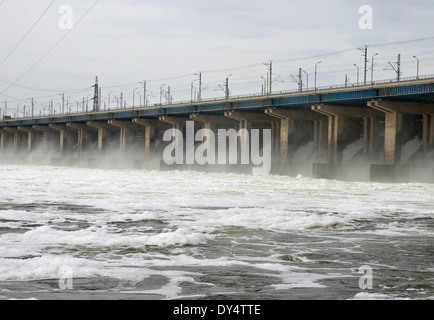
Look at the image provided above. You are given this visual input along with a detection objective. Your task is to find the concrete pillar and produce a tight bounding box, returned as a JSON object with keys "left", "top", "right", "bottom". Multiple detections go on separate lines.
{"left": 17, "top": 127, "right": 40, "bottom": 154}
{"left": 0, "top": 131, "right": 3, "bottom": 154}
{"left": 3, "top": 127, "right": 23, "bottom": 154}
{"left": 265, "top": 108, "right": 326, "bottom": 165}
{"left": 132, "top": 118, "right": 161, "bottom": 158}
{"left": 189, "top": 114, "right": 215, "bottom": 152}
{"left": 431, "top": 115, "right": 434, "bottom": 150}
{"left": 313, "top": 119, "right": 328, "bottom": 154}
{"left": 311, "top": 107, "right": 344, "bottom": 164}
{"left": 86, "top": 121, "right": 113, "bottom": 155}
{"left": 190, "top": 114, "right": 237, "bottom": 157}
{"left": 368, "top": 100, "right": 434, "bottom": 165}
{"left": 363, "top": 117, "right": 380, "bottom": 157}
{"left": 0, "top": 129, "right": 11, "bottom": 154}
{"left": 49, "top": 124, "right": 74, "bottom": 157}
{"left": 422, "top": 114, "right": 434, "bottom": 153}
{"left": 32, "top": 125, "right": 59, "bottom": 153}
{"left": 159, "top": 116, "right": 189, "bottom": 132}
{"left": 312, "top": 105, "right": 383, "bottom": 164}
{"left": 107, "top": 120, "right": 144, "bottom": 151}
{"left": 67, "top": 123, "right": 96, "bottom": 157}
{"left": 159, "top": 116, "right": 190, "bottom": 160}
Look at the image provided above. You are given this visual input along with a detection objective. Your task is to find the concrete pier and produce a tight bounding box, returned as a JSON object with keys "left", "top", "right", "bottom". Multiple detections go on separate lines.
{"left": 368, "top": 100, "right": 434, "bottom": 181}
{"left": 86, "top": 121, "right": 113, "bottom": 155}
{"left": 265, "top": 108, "right": 325, "bottom": 168}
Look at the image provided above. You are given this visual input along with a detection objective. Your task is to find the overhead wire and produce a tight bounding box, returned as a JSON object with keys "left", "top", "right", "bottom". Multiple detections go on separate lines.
{"left": 0, "top": 0, "right": 56, "bottom": 69}
{"left": 0, "top": 0, "right": 100, "bottom": 97}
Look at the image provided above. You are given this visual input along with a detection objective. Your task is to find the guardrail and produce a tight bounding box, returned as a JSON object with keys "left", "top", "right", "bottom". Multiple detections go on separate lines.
{"left": 2, "top": 74, "right": 434, "bottom": 121}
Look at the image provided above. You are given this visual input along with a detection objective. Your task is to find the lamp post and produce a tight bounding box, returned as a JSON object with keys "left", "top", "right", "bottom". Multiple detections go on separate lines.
{"left": 413, "top": 56, "right": 420, "bottom": 79}
{"left": 354, "top": 64, "right": 360, "bottom": 85}
{"left": 133, "top": 87, "right": 138, "bottom": 108}
{"left": 371, "top": 53, "right": 379, "bottom": 85}
{"left": 303, "top": 70, "right": 309, "bottom": 91}
{"left": 108, "top": 91, "right": 113, "bottom": 110}
{"left": 191, "top": 79, "right": 198, "bottom": 102}
{"left": 261, "top": 76, "right": 267, "bottom": 95}
{"left": 136, "top": 92, "right": 142, "bottom": 108}
{"left": 315, "top": 61, "right": 322, "bottom": 91}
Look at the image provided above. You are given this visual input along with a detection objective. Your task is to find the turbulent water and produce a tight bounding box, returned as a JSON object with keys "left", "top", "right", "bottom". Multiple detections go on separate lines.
{"left": 0, "top": 164, "right": 432, "bottom": 300}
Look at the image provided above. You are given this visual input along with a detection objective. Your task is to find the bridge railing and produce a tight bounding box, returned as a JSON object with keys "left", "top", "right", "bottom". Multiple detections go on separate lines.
{"left": 3, "top": 74, "right": 434, "bottom": 121}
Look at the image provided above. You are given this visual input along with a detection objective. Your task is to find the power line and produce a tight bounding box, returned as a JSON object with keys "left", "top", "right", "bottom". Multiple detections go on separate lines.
{"left": 0, "top": 77, "right": 91, "bottom": 93}
{"left": 0, "top": 0, "right": 100, "bottom": 98}
{"left": 2, "top": 32, "right": 434, "bottom": 104}
{"left": 0, "top": 0, "right": 57, "bottom": 68}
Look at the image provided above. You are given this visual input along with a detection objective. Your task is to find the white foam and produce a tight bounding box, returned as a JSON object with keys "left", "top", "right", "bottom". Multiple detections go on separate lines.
{"left": 351, "top": 292, "right": 409, "bottom": 300}
{"left": 0, "top": 164, "right": 433, "bottom": 298}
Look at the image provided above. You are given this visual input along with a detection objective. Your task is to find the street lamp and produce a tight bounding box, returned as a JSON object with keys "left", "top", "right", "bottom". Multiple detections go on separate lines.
{"left": 108, "top": 91, "right": 113, "bottom": 110}
{"left": 160, "top": 84, "right": 166, "bottom": 105}
{"left": 133, "top": 87, "right": 138, "bottom": 108}
{"left": 371, "top": 53, "right": 379, "bottom": 85}
{"left": 191, "top": 79, "right": 198, "bottom": 102}
{"left": 354, "top": 64, "right": 360, "bottom": 85}
{"left": 315, "top": 61, "right": 322, "bottom": 91}
{"left": 303, "top": 71, "right": 309, "bottom": 91}
{"left": 261, "top": 76, "right": 267, "bottom": 95}
{"left": 136, "top": 92, "right": 142, "bottom": 108}
{"left": 413, "top": 56, "right": 420, "bottom": 79}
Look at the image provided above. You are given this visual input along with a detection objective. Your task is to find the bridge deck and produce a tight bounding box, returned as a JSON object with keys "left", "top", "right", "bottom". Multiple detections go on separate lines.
{"left": 2, "top": 77, "right": 434, "bottom": 128}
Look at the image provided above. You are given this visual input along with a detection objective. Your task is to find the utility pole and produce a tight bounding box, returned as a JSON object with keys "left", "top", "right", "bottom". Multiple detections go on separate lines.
{"left": 269, "top": 61, "right": 272, "bottom": 94}
{"left": 225, "top": 76, "right": 230, "bottom": 100}
{"left": 120, "top": 92, "right": 123, "bottom": 109}
{"left": 194, "top": 72, "right": 203, "bottom": 101}
{"left": 386, "top": 54, "right": 402, "bottom": 82}
{"left": 198, "top": 73, "right": 202, "bottom": 101}
{"left": 298, "top": 68, "right": 303, "bottom": 92}
{"left": 263, "top": 61, "right": 273, "bottom": 94}
{"left": 160, "top": 84, "right": 166, "bottom": 105}
{"left": 291, "top": 70, "right": 303, "bottom": 93}
{"left": 31, "top": 98, "right": 34, "bottom": 118}
{"left": 358, "top": 45, "right": 368, "bottom": 85}
{"left": 93, "top": 76, "right": 99, "bottom": 112}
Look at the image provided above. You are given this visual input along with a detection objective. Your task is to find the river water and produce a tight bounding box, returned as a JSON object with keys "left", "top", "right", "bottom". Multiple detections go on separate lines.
{"left": 0, "top": 164, "right": 432, "bottom": 300}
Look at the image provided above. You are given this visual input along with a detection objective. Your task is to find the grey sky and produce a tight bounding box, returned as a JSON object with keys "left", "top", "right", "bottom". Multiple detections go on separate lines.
{"left": 0, "top": 0, "right": 433, "bottom": 112}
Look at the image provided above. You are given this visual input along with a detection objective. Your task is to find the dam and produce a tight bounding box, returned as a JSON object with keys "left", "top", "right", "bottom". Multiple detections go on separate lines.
{"left": 1, "top": 75, "right": 434, "bottom": 182}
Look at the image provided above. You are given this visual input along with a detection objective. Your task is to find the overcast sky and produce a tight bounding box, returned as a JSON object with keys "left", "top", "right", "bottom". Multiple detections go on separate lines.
{"left": 0, "top": 0, "right": 434, "bottom": 113}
